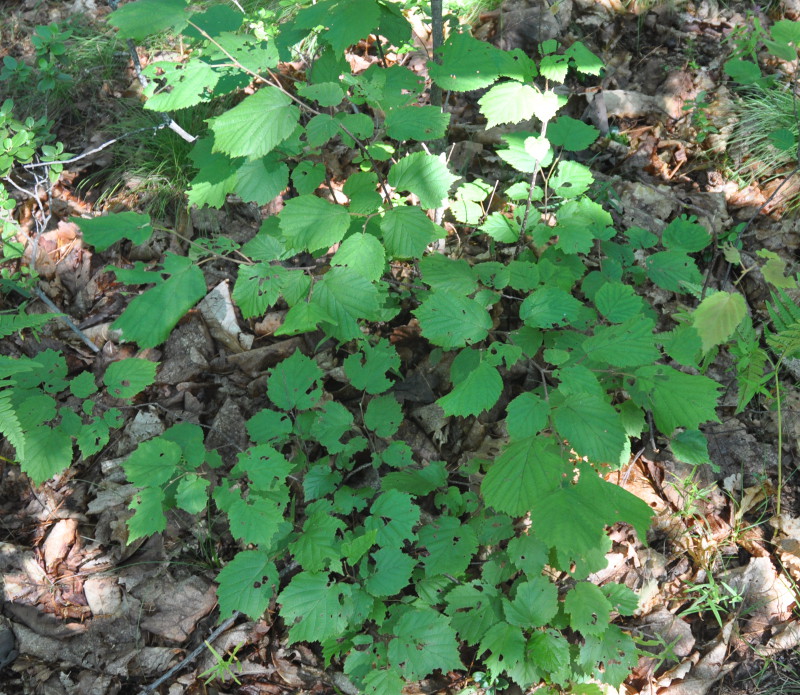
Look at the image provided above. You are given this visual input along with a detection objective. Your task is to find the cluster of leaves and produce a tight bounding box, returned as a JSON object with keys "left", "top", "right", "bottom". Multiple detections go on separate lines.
{"left": 6, "top": 0, "right": 791, "bottom": 692}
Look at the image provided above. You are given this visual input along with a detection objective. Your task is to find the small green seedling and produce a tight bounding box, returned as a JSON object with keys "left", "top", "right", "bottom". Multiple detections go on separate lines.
{"left": 198, "top": 640, "right": 244, "bottom": 685}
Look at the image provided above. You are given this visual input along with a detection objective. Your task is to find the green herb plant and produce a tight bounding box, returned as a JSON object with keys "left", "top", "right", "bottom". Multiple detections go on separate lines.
{"left": 4, "top": 1, "right": 784, "bottom": 693}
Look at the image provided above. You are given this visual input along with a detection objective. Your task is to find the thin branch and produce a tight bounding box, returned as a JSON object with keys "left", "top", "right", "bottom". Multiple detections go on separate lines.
{"left": 31, "top": 287, "right": 101, "bottom": 354}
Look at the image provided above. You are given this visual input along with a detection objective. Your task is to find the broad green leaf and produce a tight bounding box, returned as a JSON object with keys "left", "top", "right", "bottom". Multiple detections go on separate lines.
{"left": 364, "top": 394, "right": 403, "bottom": 437}
{"left": 481, "top": 213, "right": 519, "bottom": 242}
{"left": 387, "top": 608, "right": 461, "bottom": 680}
{"left": 341, "top": 529, "right": 378, "bottom": 565}
{"left": 520, "top": 287, "right": 582, "bottom": 328}
{"left": 343, "top": 172, "right": 382, "bottom": 215}
{"left": 438, "top": 349, "right": 502, "bottom": 417}
{"left": 306, "top": 113, "right": 340, "bottom": 147}
{"left": 175, "top": 474, "right": 210, "bottom": 514}
{"left": 594, "top": 282, "right": 644, "bottom": 323}
{"left": 233, "top": 263, "right": 287, "bottom": 318}
{"left": 365, "top": 546, "right": 415, "bottom": 596}
{"left": 497, "top": 132, "right": 552, "bottom": 173}
{"left": 103, "top": 358, "right": 156, "bottom": 399}
{"left": 768, "top": 127, "right": 797, "bottom": 152}
{"left": 583, "top": 318, "right": 659, "bottom": 367}
{"left": 123, "top": 437, "right": 182, "bottom": 487}
{"left": 505, "top": 392, "right": 549, "bottom": 439}
{"left": 382, "top": 460, "right": 448, "bottom": 495}
{"left": 109, "top": 0, "right": 187, "bottom": 39}
{"left": 662, "top": 215, "right": 711, "bottom": 252}
{"left": 388, "top": 152, "right": 457, "bottom": 209}
{"left": 21, "top": 426, "right": 73, "bottom": 483}
{"left": 550, "top": 160, "right": 594, "bottom": 200}
{"left": 293, "top": 0, "right": 380, "bottom": 52}
{"left": 553, "top": 391, "right": 627, "bottom": 463}
{"left": 602, "top": 583, "right": 640, "bottom": 615}
{"left": 414, "top": 294, "right": 492, "bottom": 350}
{"left": 724, "top": 59, "right": 762, "bottom": 85}
{"left": 515, "top": 630, "right": 571, "bottom": 687}
{"left": 365, "top": 490, "right": 420, "bottom": 548}
{"left": 645, "top": 250, "right": 702, "bottom": 292}
{"left": 267, "top": 351, "right": 322, "bottom": 411}
{"left": 274, "top": 301, "right": 334, "bottom": 336}
{"left": 279, "top": 195, "right": 351, "bottom": 253}
{"left": 482, "top": 437, "right": 563, "bottom": 516}
{"left": 479, "top": 622, "right": 525, "bottom": 680}
{"left": 291, "top": 509, "right": 345, "bottom": 572}
{"left": 183, "top": 4, "right": 242, "bottom": 38}
{"left": 314, "top": 267, "right": 381, "bottom": 342}
{"left": 380, "top": 205, "right": 443, "bottom": 259}
{"left": 418, "top": 516, "right": 478, "bottom": 577}
{"left": 209, "top": 87, "right": 300, "bottom": 159}
{"left": 297, "top": 81, "right": 345, "bottom": 107}
{"left": 76, "top": 212, "right": 152, "bottom": 251}
{"left": 772, "top": 19, "right": 800, "bottom": 45}
{"left": 217, "top": 551, "right": 278, "bottom": 620}
{"left": 310, "top": 401, "right": 353, "bottom": 453}
{"left": 670, "top": 429, "right": 711, "bottom": 464}
{"left": 385, "top": 106, "right": 450, "bottom": 141}
{"left": 112, "top": 256, "right": 206, "bottom": 348}
{"left": 127, "top": 487, "right": 166, "bottom": 543}
{"left": 234, "top": 156, "right": 289, "bottom": 205}
{"left": 143, "top": 60, "right": 218, "bottom": 111}
{"left": 292, "top": 161, "right": 326, "bottom": 195}
{"left": 692, "top": 291, "right": 747, "bottom": 353}
{"left": 279, "top": 572, "right": 348, "bottom": 643}
{"left": 187, "top": 137, "right": 239, "bottom": 208}
{"left": 546, "top": 116, "right": 599, "bottom": 151}
{"left": 419, "top": 254, "right": 478, "bottom": 294}
{"left": 332, "top": 233, "right": 385, "bottom": 282}
{"left": 507, "top": 533, "right": 548, "bottom": 576}
{"left": 429, "top": 30, "right": 514, "bottom": 91}
{"left": 479, "top": 81, "right": 542, "bottom": 128}
{"left": 578, "top": 625, "right": 637, "bottom": 687}
{"left": 629, "top": 365, "right": 720, "bottom": 434}
{"left": 659, "top": 324, "right": 703, "bottom": 367}
{"left": 224, "top": 493, "right": 286, "bottom": 546}
{"left": 564, "top": 582, "right": 611, "bottom": 636}
{"left": 363, "top": 669, "right": 404, "bottom": 695}
{"left": 757, "top": 249, "right": 797, "bottom": 288}
{"left": 445, "top": 581, "right": 503, "bottom": 644}
{"left": 566, "top": 41, "right": 604, "bottom": 75}
{"left": 504, "top": 576, "right": 558, "bottom": 628}
{"left": 343, "top": 339, "right": 399, "bottom": 394}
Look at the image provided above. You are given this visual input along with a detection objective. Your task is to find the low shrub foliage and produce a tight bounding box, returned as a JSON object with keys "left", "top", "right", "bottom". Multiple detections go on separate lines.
{"left": 6, "top": 3, "right": 800, "bottom": 693}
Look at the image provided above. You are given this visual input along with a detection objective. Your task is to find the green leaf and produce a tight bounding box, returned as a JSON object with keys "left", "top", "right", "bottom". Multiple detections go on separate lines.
{"left": 507, "top": 533, "right": 548, "bottom": 576}
{"left": 233, "top": 263, "right": 287, "bottom": 318}
{"left": 127, "top": 487, "right": 166, "bottom": 543}
{"left": 550, "top": 161, "right": 594, "bottom": 199}
{"left": 292, "top": 161, "right": 326, "bottom": 195}
{"left": 344, "top": 172, "right": 382, "bottom": 215}
{"left": 504, "top": 576, "right": 558, "bottom": 628}
{"left": 175, "top": 474, "right": 210, "bottom": 514}
{"left": 724, "top": 58, "right": 763, "bottom": 85}
{"left": 297, "top": 81, "right": 345, "bottom": 107}
{"left": 310, "top": 401, "right": 353, "bottom": 453}
{"left": 380, "top": 205, "right": 443, "bottom": 259}
{"left": 387, "top": 608, "right": 461, "bottom": 680}
{"left": 629, "top": 365, "right": 720, "bottom": 434}
{"left": 662, "top": 215, "right": 711, "bottom": 252}
{"left": 234, "top": 156, "right": 289, "bottom": 206}
{"left": 109, "top": 0, "right": 187, "bottom": 39}
{"left": 692, "top": 291, "right": 747, "bottom": 353}
{"left": 566, "top": 41, "right": 604, "bottom": 75}
{"left": 143, "top": 60, "right": 219, "bottom": 111}
{"left": 671, "top": 429, "right": 711, "bottom": 464}
{"left": 506, "top": 392, "right": 549, "bottom": 439}
{"left": 645, "top": 250, "right": 702, "bottom": 292}
{"left": 594, "top": 282, "right": 644, "bottom": 323}
{"left": 419, "top": 254, "right": 478, "bottom": 294}
{"left": 112, "top": 255, "right": 206, "bottom": 348}
{"left": 552, "top": 391, "right": 627, "bottom": 463}
{"left": 293, "top": 0, "right": 380, "bottom": 52}
{"left": 414, "top": 294, "right": 492, "bottom": 350}
{"left": 482, "top": 437, "right": 563, "bottom": 516}
{"left": 103, "top": 358, "right": 156, "bottom": 399}
{"left": 438, "top": 349, "right": 502, "bottom": 417}
{"left": 365, "top": 546, "right": 415, "bottom": 596}
{"left": 332, "top": 233, "right": 385, "bottom": 282}
{"left": 364, "top": 394, "right": 403, "bottom": 437}
{"left": 279, "top": 572, "right": 348, "bottom": 643}
{"left": 478, "top": 81, "right": 543, "bottom": 129}
{"left": 520, "top": 287, "right": 582, "bottom": 328}
{"left": 385, "top": 106, "right": 450, "bottom": 141}
{"left": 772, "top": 19, "right": 800, "bottom": 45}
{"left": 280, "top": 195, "right": 351, "bottom": 253}
{"left": 365, "top": 490, "right": 420, "bottom": 548}
{"left": 274, "top": 301, "right": 333, "bottom": 336}
{"left": 480, "top": 213, "right": 520, "bottom": 242}
{"left": 564, "top": 582, "right": 612, "bottom": 636}
{"left": 217, "top": 551, "right": 278, "bottom": 620}
{"left": 445, "top": 581, "right": 503, "bottom": 644}
{"left": 21, "top": 426, "right": 73, "bottom": 483}
{"left": 546, "top": 116, "right": 599, "bottom": 151}
{"left": 123, "top": 437, "right": 182, "bottom": 487}
{"left": 187, "top": 137, "right": 239, "bottom": 208}
{"left": 382, "top": 460, "right": 448, "bottom": 495}
{"left": 497, "top": 132, "right": 553, "bottom": 173}
{"left": 583, "top": 318, "right": 659, "bottom": 368}
{"left": 209, "top": 87, "right": 300, "bottom": 159}
{"left": 388, "top": 152, "right": 457, "bottom": 209}
{"left": 602, "top": 583, "right": 640, "bottom": 615}
{"left": 429, "top": 30, "right": 513, "bottom": 91}
{"left": 343, "top": 339, "right": 399, "bottom": 394}
{"left": 314, "top": 267, "right": 381, "bottom": 342}
{"left": 268, "top": 351, "right": 322, "bottom": 411}
{"left": 479, "top": 622, "right": 525, "bottom": 679}
{"left": 306, "top": 113, "right": 340, "bottom": 147}
{"left": 578, "top": 624, "right": 637, "bottom": 687}
{"left": 291, "top": 509, "right": 345, "bottom": 572}
{"left": 418, "top": 516, "right": 478, "bottom": 577}
{"left": 76, "top": 212, "right": 152, "bottom": 251}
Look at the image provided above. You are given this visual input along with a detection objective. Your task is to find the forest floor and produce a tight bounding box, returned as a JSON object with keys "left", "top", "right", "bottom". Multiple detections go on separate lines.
{"left": 3, "top": 0, "right": 800, "bottom": 694}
